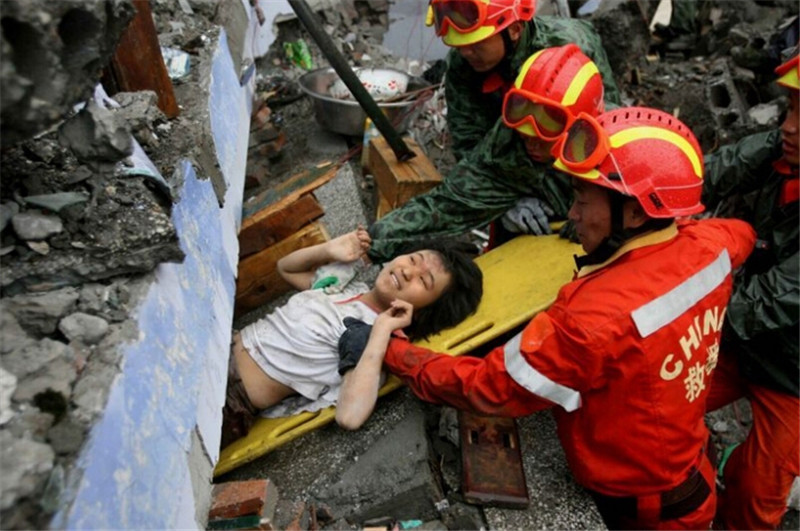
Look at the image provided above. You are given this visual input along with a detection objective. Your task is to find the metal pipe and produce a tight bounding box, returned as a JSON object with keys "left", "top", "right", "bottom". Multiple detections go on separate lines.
{"left": 288, "top": 0, "right": 416, "bottom": 162}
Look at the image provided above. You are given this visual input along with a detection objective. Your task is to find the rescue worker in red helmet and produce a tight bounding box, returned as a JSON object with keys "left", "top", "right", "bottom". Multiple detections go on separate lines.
{"left": 367, "top": 44, "right": 605, "bottom": 262}
{"left": 426, "top": 0, "right": 620, "bottom": 161}
{"left": 341, "top": 107, "right": 757, "bottom": 529}
{"left": 702, "top": 51, "right": 799, "bottom": 530}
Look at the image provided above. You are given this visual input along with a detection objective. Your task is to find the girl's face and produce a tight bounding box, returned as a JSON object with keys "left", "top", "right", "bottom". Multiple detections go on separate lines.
{"left": 373, "top": 250, "right": 452, "bottom": 309}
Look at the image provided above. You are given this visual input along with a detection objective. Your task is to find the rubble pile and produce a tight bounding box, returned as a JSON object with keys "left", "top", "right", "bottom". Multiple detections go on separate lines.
{"left": 0, "top": 0, "right": 226, "bottom": 527}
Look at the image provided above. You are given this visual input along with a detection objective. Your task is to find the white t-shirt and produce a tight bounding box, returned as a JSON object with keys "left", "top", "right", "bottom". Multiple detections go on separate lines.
{"left": 240, "top": 281, "right": 379, "bottom": 415}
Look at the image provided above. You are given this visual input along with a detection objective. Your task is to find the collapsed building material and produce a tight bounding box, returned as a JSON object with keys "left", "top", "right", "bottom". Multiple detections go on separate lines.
{"left": 235, "top": 221, "right": 329, "bottom": 318}
{"left": 107, "top": 0, "right": 179, "bottom": 118}
{"left": 367, "top": 135, "right": 441, "bottom": 218}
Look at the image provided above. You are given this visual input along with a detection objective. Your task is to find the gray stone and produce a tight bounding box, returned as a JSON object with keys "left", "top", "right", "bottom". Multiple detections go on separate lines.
{"left": 747, "top": 101, "right": 782, "bottom": 127}
{"left": 591, "top": 0, "right": 650, "bottom": 80}
{"left": 0, "top": 0, "right": 135, "bottom": 146}
{"left": 47, "top": 417, "right": 86, "bottom": 455}
{"left": 78, "top": 283, "right": 113, "bottom": 314}
{"left": 0, "top": 365, "right": 18, "bottom": 425}
{"left": 315, "top": 164, "right": 369, "bottom": 239}
{"left": 5, "top": 405, "right": 55, "bottom": 441}
{"left": 7, "top": 339, "right": 77, "bottom": 402}
{"left": 316, "top": 403, "right": 443, "bottom": 523}
{"left": 71, "top": 359, "right": 119, "bottom": 425}
{"left": 0, "top": 305, "right": 35, "bottom": 354}
{"left": 11, "top": 211, "right": 64, "bottom": 241}
{"left": 40, "top": 464, "right": 65, "bottom": 514}
{"left": 4, "top": 287, "right": 79, "bottom": 335}
{"left": 3, "top": 338, "right": 70, "bottom": 379}
{"left": 57, "top": 100, "right": 133, "bottom": 166}
{"left": 0, "top": 430, "right": 55, "bottom": 511}
{"left": 59, "top": 312, "right": 109, "bottom": 345}
{"left": 1, "top": 201, "right": 20, "bottom": 233}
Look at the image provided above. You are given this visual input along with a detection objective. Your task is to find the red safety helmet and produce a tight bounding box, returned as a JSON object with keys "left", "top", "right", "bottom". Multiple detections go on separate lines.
{"left": 502, "top": 44, "right": 605, "bottom": 140}
{"left": 552, "top": 107, "right": 705, "bottom": 218}
{"left": 427, "top": 0, "right": 535, "bottom": 47}
{"left": 775, "top": 54, "right": 799, "bottom": 91}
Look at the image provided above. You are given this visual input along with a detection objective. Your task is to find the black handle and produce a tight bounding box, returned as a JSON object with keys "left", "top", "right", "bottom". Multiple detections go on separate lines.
{"left": 288, "top": 0, "right": 416, "bottom": 162}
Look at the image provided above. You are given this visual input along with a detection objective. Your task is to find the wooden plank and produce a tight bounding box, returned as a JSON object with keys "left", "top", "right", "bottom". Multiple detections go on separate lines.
{"left": 234, "top": 222, "right": 329, "bottom": 317}
{"left": 368, "top": 135, "right": 441, "bottom": 208}
{"left": 375, "top": 189, "right": 392, "bottom": 220}
{"left": 238, "top": 193, "right": 324, "bottom": 258}
{"left": 108, "top": 0, "right": 179, "bottom": 118}
{"left": 242, "top": 161, "right": 339, "bottom": 221}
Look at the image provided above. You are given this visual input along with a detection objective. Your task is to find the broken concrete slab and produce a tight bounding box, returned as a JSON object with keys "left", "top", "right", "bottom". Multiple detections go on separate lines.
{"left": 58, "top": 100, "right": 134, "bottom": 168}
{"left": 315, "top": 401, "right": 443, "bottom": 524}
{"left": 0, "top": 0, "right": 135, "bottom": 147}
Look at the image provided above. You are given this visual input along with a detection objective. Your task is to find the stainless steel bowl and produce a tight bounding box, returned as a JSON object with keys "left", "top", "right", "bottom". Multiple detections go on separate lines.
{"left": 297, "top": 66, "right": 430, "bottom": 137}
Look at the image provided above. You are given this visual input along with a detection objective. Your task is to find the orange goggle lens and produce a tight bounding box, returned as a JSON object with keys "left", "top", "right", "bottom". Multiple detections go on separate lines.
{"left": 503, "top": 90, "right": 571, "bottom": 140}
{"left": 431, "top": 0, "right": 485, "bottom": 35}
{"left": 554, "top": 114, "right": 610, "bottom": 172}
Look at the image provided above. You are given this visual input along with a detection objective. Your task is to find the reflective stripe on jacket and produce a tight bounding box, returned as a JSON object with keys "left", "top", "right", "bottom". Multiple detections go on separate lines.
{"left": 384, "top": 219, "right": 755, "bottom": 496}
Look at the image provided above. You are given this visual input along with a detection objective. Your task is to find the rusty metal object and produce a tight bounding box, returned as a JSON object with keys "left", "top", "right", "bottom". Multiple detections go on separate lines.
{"left": 459, "top": 410, "right": 530, "bottom": 508}
{"left": 108, "top": 0, "right": 179, "bottom": 118}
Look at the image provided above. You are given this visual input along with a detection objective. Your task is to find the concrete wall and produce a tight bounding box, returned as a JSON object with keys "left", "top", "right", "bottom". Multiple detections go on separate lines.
{"left": 50, "top": 28, "right": 251, "bottom": 529}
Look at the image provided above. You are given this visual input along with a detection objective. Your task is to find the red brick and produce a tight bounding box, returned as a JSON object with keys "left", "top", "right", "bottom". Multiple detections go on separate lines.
{"left": 209, "top": 479, "right": 277, "bottom": 521}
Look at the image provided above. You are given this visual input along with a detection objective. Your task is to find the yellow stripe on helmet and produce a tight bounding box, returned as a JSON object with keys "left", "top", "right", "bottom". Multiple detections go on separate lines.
{"left": 561, "top": 62, "right": 599, "bottom": 107}
{"left": 553, "top": 159, "right": 602, "bottom": 180}
{"left": 442, "top": 24, "right": 497, "bottom": 46}
{"left": 777, "top": 65, "right": 800, "bottom": 90}
{"left": 610, "top": 127, "right": 703, "bottom": 179}
{"left": 513, "top": 50, "right": 546, "bottom": 89}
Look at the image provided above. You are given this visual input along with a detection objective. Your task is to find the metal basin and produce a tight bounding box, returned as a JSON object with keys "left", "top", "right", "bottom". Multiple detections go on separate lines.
{"left": 297, "top": 66, "right": 430, "bottom": 137}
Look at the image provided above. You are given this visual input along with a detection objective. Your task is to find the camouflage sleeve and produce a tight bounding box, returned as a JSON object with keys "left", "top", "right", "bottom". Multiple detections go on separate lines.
{"left": 366, "top": 144, "right": 521, "bottom": 262}
{"left": 444, "top": 52, "right": 498, "bottom": 161}
{"left": 702, "top": 130, "right": 781, "bottom": 209}
{"left": 367, "top": 123, "right": 573, "bottom": 262}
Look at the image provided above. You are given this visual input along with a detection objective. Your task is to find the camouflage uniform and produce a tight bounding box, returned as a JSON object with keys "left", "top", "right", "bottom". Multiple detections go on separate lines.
{"left": 367, "top": 17, "right": 620, "bottom": 262}
{"left": 446, "top": 16, "right": 621, "bottom": 161}
{"left": 368, "top": 121, "right": 572, "bottom": 262}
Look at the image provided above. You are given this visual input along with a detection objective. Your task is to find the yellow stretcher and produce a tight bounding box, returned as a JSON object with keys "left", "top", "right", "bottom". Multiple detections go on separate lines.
{"left": 214, "top": 234, "right": 582, "bottom": 477}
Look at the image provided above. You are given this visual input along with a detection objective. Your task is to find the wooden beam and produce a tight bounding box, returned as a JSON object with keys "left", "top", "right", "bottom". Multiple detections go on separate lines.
{"left": 242, "top": 161, "right": 339, "bottom": 220}
{"left": 238, "top": 193, "right": 324, "bottom": 259}
{"left": 367, "top": 135, "right": 441, "bottom": 209}
{"left": 234, "top": 222, "right": 329, "bottom": 318}
{"left": 109, "top": 0, "right": 179, "bottom": 118}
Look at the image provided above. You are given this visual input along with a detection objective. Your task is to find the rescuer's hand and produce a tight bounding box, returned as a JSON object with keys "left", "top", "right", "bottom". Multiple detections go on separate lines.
{"left": 501, "top": 197, "right": 554, "bottom": 236}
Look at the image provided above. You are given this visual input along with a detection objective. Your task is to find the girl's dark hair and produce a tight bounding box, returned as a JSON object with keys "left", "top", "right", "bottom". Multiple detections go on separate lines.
{"left": 397, "top": 239, "right": 483, "bottom": 342}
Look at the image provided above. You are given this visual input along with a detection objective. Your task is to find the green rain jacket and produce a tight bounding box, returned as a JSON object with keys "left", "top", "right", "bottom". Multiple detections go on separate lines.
{"left": 367, "top": 119, "right": 572, "bottom": 262}
{"left": 703, "top": 129, "right": 799, "bottom": 396}
{"left": 445, "top": 15, "right": 621, "bottom": 161}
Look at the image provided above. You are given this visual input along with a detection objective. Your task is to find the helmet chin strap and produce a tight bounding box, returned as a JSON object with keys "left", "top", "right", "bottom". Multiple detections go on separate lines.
{"left": 574, "top": 191, "right": 673, "bottom": 270}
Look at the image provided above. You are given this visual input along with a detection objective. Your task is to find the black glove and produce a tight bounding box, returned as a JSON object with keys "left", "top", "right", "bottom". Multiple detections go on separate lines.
{"left": 337, "top": 317, "right": 373, "bottom": 375}
{"left": 558, "top": 219, "right": 580, "bottom": 243}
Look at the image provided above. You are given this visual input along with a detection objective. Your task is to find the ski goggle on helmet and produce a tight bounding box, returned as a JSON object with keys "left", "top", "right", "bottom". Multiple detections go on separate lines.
{"left": 775, "top": 54, "right": 799, "bottom": 91}
{"left": 552, "top": 107, "right": 705, "bottom": 218}
{"left": 426, "top": 0, "right": 535, "bottom": 47}
{"left": 502, "top": 44, "right": 605, "bottom": 140}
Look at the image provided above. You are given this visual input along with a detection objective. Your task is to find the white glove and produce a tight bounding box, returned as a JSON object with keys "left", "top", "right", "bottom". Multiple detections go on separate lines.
{"left": 501, "top": 197, "right": 554, "bottom": 236}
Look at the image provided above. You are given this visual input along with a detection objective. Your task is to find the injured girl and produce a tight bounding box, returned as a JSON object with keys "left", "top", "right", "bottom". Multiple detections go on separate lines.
{"left": 221, "top": 227, "right": 483, "bottom": 448}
